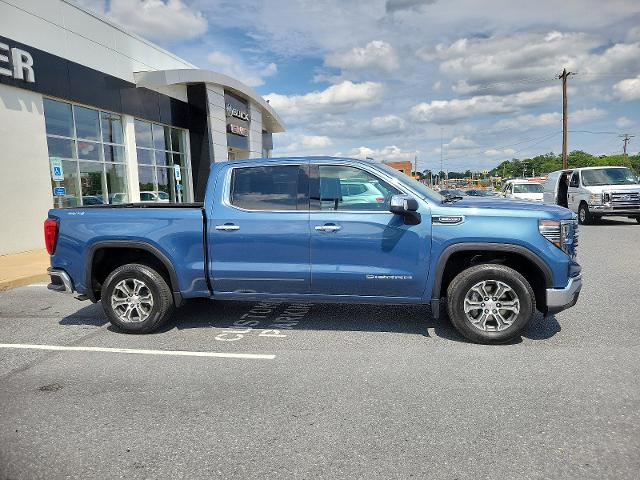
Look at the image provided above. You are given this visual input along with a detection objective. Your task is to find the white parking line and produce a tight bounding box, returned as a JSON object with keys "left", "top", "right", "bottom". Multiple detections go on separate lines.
{"left": 0, "top": 343, "right": 276, "bottom": 360}
{"left": 27, "top": 283, "right": 48, "bottom": 287}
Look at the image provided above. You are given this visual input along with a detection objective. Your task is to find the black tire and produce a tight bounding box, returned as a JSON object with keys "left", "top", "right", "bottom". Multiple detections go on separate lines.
{"left": 446, "top": 264, "right": 536, "bottom": 344}
{"left": 578, "top": 202, "right": 592, "bottom": 225}
{"left": 101, "top": 263, "right": 174, "bottom": 333}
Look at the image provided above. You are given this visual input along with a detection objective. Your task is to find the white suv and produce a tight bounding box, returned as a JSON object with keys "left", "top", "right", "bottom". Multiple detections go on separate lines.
{"left": 543, "top": 166, "right": 640, "bottom": 224}
{"left": 502, "top": 180, "right": 544, "bottom": 202}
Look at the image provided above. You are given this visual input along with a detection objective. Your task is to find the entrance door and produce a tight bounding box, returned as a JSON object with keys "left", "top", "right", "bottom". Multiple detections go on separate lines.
{"left": 208, "top": 163, "right": 310, "bottom": 294}
{"left": 309, "top": 163, "right": 431, "bottom": 299}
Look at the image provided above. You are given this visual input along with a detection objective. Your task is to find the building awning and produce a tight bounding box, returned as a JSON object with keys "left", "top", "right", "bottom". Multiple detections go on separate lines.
{"left": 133, "top": 69, "right": 285, "bottom": 133}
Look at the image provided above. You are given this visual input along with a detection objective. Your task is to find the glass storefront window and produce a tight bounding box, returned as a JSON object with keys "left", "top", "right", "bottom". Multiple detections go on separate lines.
{"left": 46, "top": 137, "right": 75, "bottom": 159}
{"left": 74, "top": 106, "right": 101, "bottom": 141}
{"left": 134, "top": 119, "right": 191, "bottom": 203}
{"left": 44, "top": 98, "right": 127, "bottom": 206}
{"left": 106, "top": 163, "right": 128, "bottom": 204}
{"left": 43, "top": 99, "right": 73, "bottom": 137}
{"left": 77, "top": 140, "right": 101, "bottom": 161}
{"left": 103, "top": 145, "right": 125, "bottom": 163}
{"left": 101, "top": 112, "right": 124, "bottom": 144}
{"left": 134, "top": 120, "right": 153, "bottom": 148}
{"left": 56, "top": 160, "right": 81, "bottom": 208}
{"left": 136, "top": 148, "right": 154, "bottom": 165}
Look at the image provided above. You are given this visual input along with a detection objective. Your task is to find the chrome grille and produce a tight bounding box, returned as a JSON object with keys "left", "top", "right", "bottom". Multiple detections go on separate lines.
{"left": 608, "top": 191, "right": 640, "bottom": 210}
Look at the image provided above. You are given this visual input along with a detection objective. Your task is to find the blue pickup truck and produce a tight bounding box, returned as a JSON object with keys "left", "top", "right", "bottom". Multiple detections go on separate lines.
{"left": 45, "top": 157, "right": 582, "bottom": 344}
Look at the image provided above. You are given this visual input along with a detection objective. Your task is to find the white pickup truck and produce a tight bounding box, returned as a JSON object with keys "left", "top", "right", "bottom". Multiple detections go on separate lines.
{"left": 543, "top": 166, "right": 640, "bottom": 224}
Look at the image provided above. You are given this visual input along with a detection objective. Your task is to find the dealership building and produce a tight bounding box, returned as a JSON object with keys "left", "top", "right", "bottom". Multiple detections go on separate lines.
{"left": 0, "top": 0, "right": 285, "bottom": 255}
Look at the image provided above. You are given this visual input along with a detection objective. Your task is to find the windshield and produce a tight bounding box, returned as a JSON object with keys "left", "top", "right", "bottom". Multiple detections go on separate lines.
{"left": 513, "top": 183, "right": 543, "bottom": 193}
{"left": 375, "top": 163, "right": 444, "bottom": 202}
{"left": 581, "top": 168, "right": 638, "bottom": 186}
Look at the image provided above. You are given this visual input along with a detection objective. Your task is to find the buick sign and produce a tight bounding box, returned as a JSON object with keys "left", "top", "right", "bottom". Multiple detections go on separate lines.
{"left": 225, "top": 103, "right": 251, "bottom": 122}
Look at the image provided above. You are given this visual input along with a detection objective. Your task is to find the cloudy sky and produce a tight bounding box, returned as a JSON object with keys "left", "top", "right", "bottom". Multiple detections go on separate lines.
{"left": 79, "top": 0, "right": 640, "bottom": 172}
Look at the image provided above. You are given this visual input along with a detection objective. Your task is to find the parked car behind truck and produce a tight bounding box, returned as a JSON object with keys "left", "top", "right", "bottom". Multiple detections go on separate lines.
{"left": 46, "top": 157, "right": 582, "bottom": 344}
{"left": 543, "top": 166, "right": 640, "bottom": 224}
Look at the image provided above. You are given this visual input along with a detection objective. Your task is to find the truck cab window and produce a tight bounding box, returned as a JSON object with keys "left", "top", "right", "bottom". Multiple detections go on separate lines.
{"left": 230, "top": 165, "right": 301, "bottom": 210}
{"left": 314, "top": 165, "right": 400, "bottom": 211}
{"left": 570, "top": 172, "right": 580, "bottom": 188}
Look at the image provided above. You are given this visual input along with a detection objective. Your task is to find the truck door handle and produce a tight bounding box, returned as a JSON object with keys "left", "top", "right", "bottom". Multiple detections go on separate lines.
{"left": 215, "top": 223, "right": 240, "bottom": 231}
{"left": 315, "top": 223, "right": 342, "bottom": 232}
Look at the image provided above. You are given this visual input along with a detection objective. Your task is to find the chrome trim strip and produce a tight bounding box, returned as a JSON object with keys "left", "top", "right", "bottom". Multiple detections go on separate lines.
{"left": 213, "top": 277, "right": 306, "bottom": 282}
{"left": 546, "top": 274, "right": 582, "bottom": 309}
{"left": 47, "top": 268, "right": 74, "bottom": 294}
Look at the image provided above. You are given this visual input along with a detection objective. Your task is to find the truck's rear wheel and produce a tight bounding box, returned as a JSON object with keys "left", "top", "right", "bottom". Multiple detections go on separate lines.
{"left": 446, "top": 264, "right": 535, "bottom": 344}
{"left": 101, "top": 263, "right": 174, "bottom": 333}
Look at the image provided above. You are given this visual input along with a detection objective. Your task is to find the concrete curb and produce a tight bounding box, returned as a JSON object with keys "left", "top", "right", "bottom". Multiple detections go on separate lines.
{"left": 0, "top": 249, "right": 50, "bottom": 292}
{"left": 0, "top": 273, "right": 50, "bottom": 291}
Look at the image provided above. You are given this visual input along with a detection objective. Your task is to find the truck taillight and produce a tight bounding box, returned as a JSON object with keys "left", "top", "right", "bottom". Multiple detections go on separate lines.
{"left": 44, "top": 218, "right": 59, "bottom": 255}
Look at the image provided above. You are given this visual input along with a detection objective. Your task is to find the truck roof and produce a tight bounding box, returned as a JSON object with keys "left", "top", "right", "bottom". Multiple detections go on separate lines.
{"left": 212, "top": 156, "right": 373, "bottom": 168}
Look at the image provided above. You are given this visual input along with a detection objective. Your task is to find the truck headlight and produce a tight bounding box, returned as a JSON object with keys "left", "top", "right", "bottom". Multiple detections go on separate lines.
{"left": 589, "top": 193, "right": 602, "bottom": 205}
{"left": 539, "top": 219, "right": 578, "bottom": 257}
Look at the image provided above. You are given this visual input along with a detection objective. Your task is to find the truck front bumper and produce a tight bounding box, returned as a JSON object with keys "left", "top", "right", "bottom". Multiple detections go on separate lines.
{"left": 589, "top": 204, "right": 640, "bottom": 216}
{"left": 546, "top": 274, "right": 582, "bottom": 316}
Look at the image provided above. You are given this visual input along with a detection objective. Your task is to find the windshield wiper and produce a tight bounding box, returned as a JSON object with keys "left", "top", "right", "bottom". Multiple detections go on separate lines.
{"left": 442, "top": 195, "right": 464, "bottom": 203}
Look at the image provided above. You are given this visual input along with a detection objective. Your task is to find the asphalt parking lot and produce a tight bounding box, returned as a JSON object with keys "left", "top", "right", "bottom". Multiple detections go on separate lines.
{"left": 1, "top": 218, "right": 639, "bottom": 479}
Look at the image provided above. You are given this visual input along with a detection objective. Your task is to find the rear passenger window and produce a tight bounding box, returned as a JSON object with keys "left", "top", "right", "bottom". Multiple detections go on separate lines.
{"left": 230, "top": 166, "right": 300, "bottom": 210}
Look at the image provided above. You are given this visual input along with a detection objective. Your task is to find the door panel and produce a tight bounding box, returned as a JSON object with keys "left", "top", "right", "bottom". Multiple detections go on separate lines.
{"left": 568, "top": 171, "right": 580, "bottom": 211}
{"left": 309, "top": 164, "right": 431, "bottom": 298}
{"left": 208, "top": 164, "right": 310, "bottom": 294}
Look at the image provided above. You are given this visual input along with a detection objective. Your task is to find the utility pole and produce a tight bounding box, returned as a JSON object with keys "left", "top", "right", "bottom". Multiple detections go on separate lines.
{"left": 440, "top": 128, "right": 444, "bottom": 187}
{"left": 558, "top": 68, "right": 574, "bottom": 169}
{"left": 620, "top": 134, "right": 634, "bottom": 167}
{"left": 414, "top": 155, "right": 418, "bottom": 178}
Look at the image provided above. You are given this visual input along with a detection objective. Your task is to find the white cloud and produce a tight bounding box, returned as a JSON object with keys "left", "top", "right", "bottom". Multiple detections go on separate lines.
{"left": 419, "top": 31, "right": 640, "bottom": 96}
{"left": 485, "top": 148, "right": 516, "bottom": 157}
{"left": 280, "top": 135, "right": 333, "bottom": 153}
{"left": 265, "top": 81, "right": 384, "bottom": 119}
{"left": 616, "top": 116, "right": 634, "bottom": 128}
{"left": 339, "top": 145, "right": 418, "bottom": 162}
{"left": 207, "top": 51, "right": 277, "bottom": 87}
{"left": 369, "top": 115, "right": 406, "bottom": 133}
{"left": 447, "top": 136, "right": 476, "bottom": 149}
{"left": 613, "top": 75, "right": 640, "bottom": 101}
{"left": 493, "top": 108, "right": 604, "bottom": 131}
{"left": 409, "top": 86, "right": 557, "bottom": 123}
{"left": 325, "top": 41, "right": 399, "bottom": 73}
{"left": 385, "top": 0, "right": 438, "bottom": 14}
{"left": 572, "top": 108, "right": 606, "bottom": 123}
{"left": 104, "top": 0, "right": 207, "bottom": 42}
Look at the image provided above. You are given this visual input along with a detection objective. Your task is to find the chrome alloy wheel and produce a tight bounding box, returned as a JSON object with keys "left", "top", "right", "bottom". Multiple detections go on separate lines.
{"left": 111, "top": 278, "right": 154, "bottom": 323}
{"left": 463, "top": 280, "right": 520, "bottom": 332}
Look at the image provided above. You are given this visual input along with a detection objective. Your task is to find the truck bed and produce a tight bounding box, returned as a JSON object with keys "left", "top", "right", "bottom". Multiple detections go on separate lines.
{"left": 48, "top": 205, "right": 209, "bottom": 301}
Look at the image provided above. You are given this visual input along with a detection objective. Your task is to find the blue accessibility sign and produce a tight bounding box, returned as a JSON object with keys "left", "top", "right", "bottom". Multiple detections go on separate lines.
{"left": 53, "top": 187, "right": 66, "bottom": 196}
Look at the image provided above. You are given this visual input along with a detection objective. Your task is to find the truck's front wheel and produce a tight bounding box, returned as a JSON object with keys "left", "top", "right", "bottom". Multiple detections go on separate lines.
{"left": 446, "top": 264, "right": 536, "bottom": 344}
{"left": 578, "top": 203, "right": 592, "bottom": 225}
{"left": 101, "top": 263, "right": 174, "bottom": 333}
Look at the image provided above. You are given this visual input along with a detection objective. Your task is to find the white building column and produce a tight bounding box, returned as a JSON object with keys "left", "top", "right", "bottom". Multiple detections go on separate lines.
{"left": 248, "top": 101, "right": 263, "bottom": 158}
{"left": 122, "top": 115, "right": 140, "bottom": 202}
{"left": 205, "top": 84, "right": 228, "bottom": 161}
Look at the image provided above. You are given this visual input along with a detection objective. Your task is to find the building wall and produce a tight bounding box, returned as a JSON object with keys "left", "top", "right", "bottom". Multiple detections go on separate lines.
{"left": 0, "top": 85, "right": 51, "bottom": 254}
{"left": 0, "top": 0, "right": 195, "bottom": 96}
{"left": 248, "top": 101, "right": 263, "bottom": 158}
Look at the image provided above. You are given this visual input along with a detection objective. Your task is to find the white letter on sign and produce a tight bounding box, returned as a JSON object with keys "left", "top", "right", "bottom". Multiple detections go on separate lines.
{"left": 0, "top": 43, "right": 11, "bottom": 77}
{"left": 11, "top": 48, "right": 35, "bottom": 82}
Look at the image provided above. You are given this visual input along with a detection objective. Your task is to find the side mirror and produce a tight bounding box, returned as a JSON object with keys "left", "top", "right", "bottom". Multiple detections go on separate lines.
{"left": 389, "top": 195, "right": 421, "bottom": 225}
{"left": 390, "top": 195, "right": 418, "bottom": 214}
